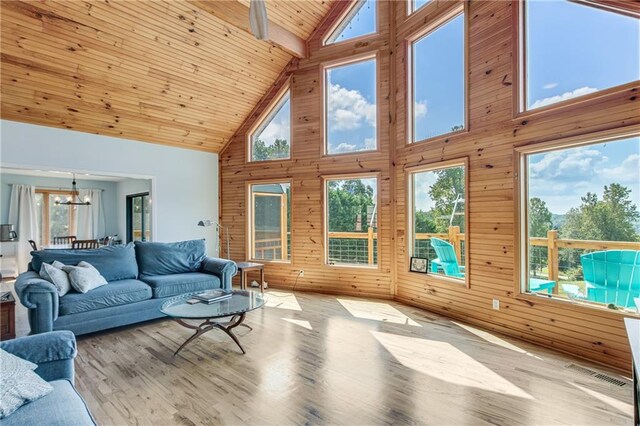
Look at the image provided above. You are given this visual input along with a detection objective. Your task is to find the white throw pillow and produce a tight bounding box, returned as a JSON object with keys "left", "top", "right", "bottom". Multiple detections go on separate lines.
{"left": 39, "top": 262, "right": 72, "bottom": 297}
{"left": 62, "top": 261, "right": 108, "bottom": 293}
{"left": 0, "top": 349, "right": 53, "bottom": 419}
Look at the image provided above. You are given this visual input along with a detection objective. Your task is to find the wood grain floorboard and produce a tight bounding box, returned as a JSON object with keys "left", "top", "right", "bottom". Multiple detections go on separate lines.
{"left": 1, "top": 281, "right": 634, "bottom": 425}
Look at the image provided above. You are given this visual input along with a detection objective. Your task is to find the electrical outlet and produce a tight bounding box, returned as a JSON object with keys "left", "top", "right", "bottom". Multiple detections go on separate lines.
{"left": 299, "top": 270, "right": 304, "bottom": 277}
{"left": 492, "top": 299, "right": 500, "bottom": 310}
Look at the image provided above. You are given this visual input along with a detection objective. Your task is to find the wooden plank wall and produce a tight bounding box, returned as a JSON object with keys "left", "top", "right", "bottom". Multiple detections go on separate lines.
{"left": 221, "top": 0, "right": 640, "bottom": 370}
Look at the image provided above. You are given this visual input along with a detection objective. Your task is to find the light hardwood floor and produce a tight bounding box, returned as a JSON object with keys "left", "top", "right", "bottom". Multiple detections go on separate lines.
{"left": 3, "top": 282, "right": 634, "bottom": 425}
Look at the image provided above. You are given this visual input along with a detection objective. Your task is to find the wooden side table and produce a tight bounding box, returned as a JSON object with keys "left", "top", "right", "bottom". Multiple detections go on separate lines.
{"left": 236, "top": 262, "right": 265, "bottom": 293}
{"left": 1, "top": 292, "right": 16, "bottom": 341}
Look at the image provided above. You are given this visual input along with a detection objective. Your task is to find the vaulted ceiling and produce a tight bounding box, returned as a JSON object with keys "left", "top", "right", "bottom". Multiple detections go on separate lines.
{"left": 1, "top": 0, "right": 334, "bottom": 152}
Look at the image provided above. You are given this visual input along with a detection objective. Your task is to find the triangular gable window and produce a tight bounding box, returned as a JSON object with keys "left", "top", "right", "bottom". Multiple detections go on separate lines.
{"left": 325, "top": 0, "right": 376, "bottom": 45}
{"left": 249, "top": 88, "right": 291, "bottom": 162}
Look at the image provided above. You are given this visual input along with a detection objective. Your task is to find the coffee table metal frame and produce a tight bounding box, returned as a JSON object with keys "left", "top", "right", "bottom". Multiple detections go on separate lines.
{"left": 161, "top": 290, "right": 264, "bottom": 356}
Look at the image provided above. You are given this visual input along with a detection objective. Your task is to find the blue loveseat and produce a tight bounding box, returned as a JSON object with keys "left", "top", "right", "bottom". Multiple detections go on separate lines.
{"left": 15, "top": 240, "right": 237, "bottom": 335}
{"left": 0, "top": 331, "right": 96, "bottom": 425}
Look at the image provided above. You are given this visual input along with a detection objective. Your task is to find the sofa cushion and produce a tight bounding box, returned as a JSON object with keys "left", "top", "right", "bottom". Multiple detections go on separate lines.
{"left": 0, "top": 349, "right": 53, "bottom": 419}
{"left": 2, "top": 379, "right": 96, "bottom": 426}
{"left": 135, "top": 240, "right": 206, "bottom": 277}
{"left": 141, "top": 272, "right": 221, "bottom": 298}
{"left": 31, "top": 244, "right": 138, "bottom": 282}
{"left": 59, "top": 279, "right": 152, "bottom": 316}
{"left": 39, "top": 262, "right": 72, "bottom": 297}
{"left": 62, "top": 262, "right": 108, "bottom": 294}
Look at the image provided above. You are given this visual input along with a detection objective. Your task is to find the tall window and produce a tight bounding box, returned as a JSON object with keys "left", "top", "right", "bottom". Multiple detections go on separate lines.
{"left": 325, "top": 58, "right": 377, "bottom": 155}
{"left": 126, "top": 193, "right": 151, "bottom": 242}
{"left": 249, "top": 88, "right": 291, "bottom": 162}
{"left": 410, "top": 12, "right": 465, "bottom": 142}
{"left": 249, "top": 183, "right": 291, "bottom": 262}
{"left": 35, "top": 190, "right": 76, "bottom": 245}
{"left": 523, "top": 1, "right": 639, "bottom": 111}
{"left": 520, "top": 136, "right": 640, "bottom": 311}
{"left": 325, "top": 176, "right": 378, "bottom": 266}
{"left": 325, "top": 0, "right": 376, "bottom": 45}
{"left": 409, "top": 162, "right": 467, "bottom": 282}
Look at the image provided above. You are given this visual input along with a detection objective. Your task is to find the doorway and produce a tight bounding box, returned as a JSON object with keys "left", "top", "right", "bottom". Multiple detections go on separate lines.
{"left": 126, "top": 192, "right": 151, "bottom": 243}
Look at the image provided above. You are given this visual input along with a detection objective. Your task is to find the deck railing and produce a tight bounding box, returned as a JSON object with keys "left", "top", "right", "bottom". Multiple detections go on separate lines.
{"left": 255, "top": 228, "right": 640, "bottom": 283}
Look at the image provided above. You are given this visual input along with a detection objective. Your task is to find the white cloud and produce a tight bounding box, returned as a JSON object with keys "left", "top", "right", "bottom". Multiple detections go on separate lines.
{"left": 364, "top": 137, "right": 376, "bottom": 150}
{"left": 254, "top": 102, "right": 290, "bottom": 146}
{"left": 414, "top": 101, "right": 428, "bottom": 118}
{"left": 529, "top": 147, "right": 606, "bottom": 183}
{"left": 529, "top": 86, "right": 598, "bottom": 109}
{"left": 332, "top": 142, "right": 357, "bottom": 153}
{"left": 600, "top": 154, "right": 640, "bottom": 184}
{"left": 327, "top": 84, "right": 376, "bottom": 131}
{"left": 542, "top": 83, "right": 558, "bottom": 90}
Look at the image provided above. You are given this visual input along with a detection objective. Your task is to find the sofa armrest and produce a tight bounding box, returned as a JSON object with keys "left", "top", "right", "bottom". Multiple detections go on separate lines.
{"left": 201, "top": 257, "right": 237, "bottom": 290}
{"left": 15, "top": 271, "right": 59, "bottom": 334}
{"left": 0, "top": 331, "right": 77, "bottom": 383}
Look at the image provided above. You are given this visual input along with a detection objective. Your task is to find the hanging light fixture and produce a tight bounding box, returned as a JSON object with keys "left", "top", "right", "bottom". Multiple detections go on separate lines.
{"left": 55, "top": 174, "right": 91, "bottom": 206}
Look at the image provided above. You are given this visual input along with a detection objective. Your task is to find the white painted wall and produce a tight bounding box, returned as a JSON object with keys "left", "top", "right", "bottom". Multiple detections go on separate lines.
{"left": 0, "top": 120, "right": 220, "bottom": 255}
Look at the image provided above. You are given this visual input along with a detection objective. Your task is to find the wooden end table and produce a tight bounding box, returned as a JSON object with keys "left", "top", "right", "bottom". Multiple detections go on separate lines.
{"left": 1, "top": 292, "right": 16, "bottom": 340}
{"left": 236, "top": 262, "right": 265, "bottom": 293}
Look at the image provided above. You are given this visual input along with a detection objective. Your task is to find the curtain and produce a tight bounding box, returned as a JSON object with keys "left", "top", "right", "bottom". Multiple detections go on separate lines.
{"left": 8, "top": 184, "right": 40, "bottom": 273}
{"left": 76, "top": 189, "right": 105, "bottom": 240}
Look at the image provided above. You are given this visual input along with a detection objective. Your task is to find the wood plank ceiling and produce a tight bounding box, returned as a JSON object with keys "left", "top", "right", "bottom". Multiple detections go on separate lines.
{"left": 0, "top": 0, "right": 333, "bottom": 152}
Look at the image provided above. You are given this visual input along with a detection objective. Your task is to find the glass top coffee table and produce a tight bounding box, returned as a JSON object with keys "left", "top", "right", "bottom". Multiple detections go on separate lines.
{"left": 161, "top": 290, "right": 265, "bottom": 356}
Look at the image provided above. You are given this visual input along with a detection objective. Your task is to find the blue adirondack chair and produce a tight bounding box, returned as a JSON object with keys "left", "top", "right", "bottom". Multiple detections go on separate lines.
{"left": 580, "top": 250, "right": 640, "bottom": 308}
{"left": 430, "top": 238, "right": 465, "bottom": 278}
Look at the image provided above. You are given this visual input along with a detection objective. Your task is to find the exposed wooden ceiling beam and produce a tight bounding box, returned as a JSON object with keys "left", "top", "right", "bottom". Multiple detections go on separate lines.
{"left": 188, "top": 0, "right": 307, "bottom": 58}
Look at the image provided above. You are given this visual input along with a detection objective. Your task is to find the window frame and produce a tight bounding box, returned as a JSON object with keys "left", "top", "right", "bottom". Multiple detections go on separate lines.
{"left": 514, "top": 0, "right": 640, "bottom": 118}
{"left": 322, "top": 0, "right": 379, "bottom": 47}
{"left": 246, "top": 179, "right": 293, "bottom": 264}
{"left": 406, "top": 157, "right": 470, "bottom": 288}
{"left": 126, "top": 192, "right": 151, "bottom": 243}
{"left": 322, "top": 52, "right": 380, "bottom": 157}
{"left": 407, "top": 0, "right": 432, "bottom": 16}
{"left": 406, "top": 4, "right": 468, "bottom": 145}
{"left": 323, "top": 173, "right": 381, "bottom": 269}
{"left": 514, "top": 127, "right": 640, "bottom": 315}
{"left": 35, "top": 189, "right": 76, "bottom": 246}
{"left": 246, "top": 80, "right": 292, "bottom": 164}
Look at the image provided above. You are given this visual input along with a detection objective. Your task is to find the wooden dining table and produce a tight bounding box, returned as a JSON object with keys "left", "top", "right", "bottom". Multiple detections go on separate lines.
{"left": 41, "top": 244, "right": 105, "bottom": 250}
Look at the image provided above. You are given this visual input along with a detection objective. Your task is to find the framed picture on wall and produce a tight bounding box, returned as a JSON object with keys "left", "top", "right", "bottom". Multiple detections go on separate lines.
{"left": 409, "top": 257, "right": 428, "bottom": 273}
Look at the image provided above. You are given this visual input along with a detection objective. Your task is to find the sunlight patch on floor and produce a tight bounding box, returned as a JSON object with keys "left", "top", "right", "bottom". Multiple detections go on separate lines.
{"left": 337, "top": 299, "right": 421, "bottom": 326}
{"left": 571, "top": 382, "right": 633, "bottom": 415}
{"left": 281, "top": 318, "right": 313, "bottom": 330}
{"left": 264, "top": 292, "right": 302, "bottom": 311}
{"left": 372, "top": 331, "right": 534, "bottom": 399}
{"left": 453, "top": 321, "right": 543, "bottom": 360}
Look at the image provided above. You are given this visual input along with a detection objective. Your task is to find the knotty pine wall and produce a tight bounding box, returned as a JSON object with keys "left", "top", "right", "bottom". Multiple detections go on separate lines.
{"left": 221, "top": 0, "right": 640, "bottom": 370}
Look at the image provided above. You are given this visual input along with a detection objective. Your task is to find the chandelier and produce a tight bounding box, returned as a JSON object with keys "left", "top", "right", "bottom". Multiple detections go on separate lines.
{"left": 55, "top": 174, "right": 91, "bottom": 206}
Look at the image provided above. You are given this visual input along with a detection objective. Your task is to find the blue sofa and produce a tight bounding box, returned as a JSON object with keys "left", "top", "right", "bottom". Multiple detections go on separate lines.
{"left": 15, "top": 240, "right": 237, "bottom": 335}
{"left": 0, "top": 331, "right": 96, "bottom": 425}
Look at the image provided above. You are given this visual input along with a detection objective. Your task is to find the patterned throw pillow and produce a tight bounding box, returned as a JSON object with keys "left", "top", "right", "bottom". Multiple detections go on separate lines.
{"left": 62, "top": 261, "right": 108, "bottom": 293}
{"left": 39, "top": 261, "right": 72, "bottom": 297}
{"left": 0, "top": 349, "right": 53, "bottom": 419}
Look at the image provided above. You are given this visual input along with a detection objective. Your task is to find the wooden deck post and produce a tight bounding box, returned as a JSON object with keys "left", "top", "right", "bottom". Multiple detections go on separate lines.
{"left": 449, "top": 226, "right": 462, "bottom": 263}
{"left": 547, "top": 230, "right": 559, "bottom": 294}
{"left": 368, "top": 226, "right": 374, "bottom": 265}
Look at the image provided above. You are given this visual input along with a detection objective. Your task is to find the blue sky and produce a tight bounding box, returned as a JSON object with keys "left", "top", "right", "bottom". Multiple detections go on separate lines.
{"left": 528, "top": 137, "right": 640, "bottom": 215}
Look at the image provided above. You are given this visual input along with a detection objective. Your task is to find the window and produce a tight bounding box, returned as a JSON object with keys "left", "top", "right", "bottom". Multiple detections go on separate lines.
{"left": 249, "top": 88, "right": 291, "bottom": 162}
{"left": 325, "top": 176, "right": 378, "bottom": 266}
{"left": 35, "top": 190, "right": 76, "bottom": 245}
{"left": 409, "top": 0, "right": 431, "bottom": 15}
{"left": 410, "top": 12, "right": 465, "bottom": 143}
{"left": 520, "top": 136, "right": 640, "bottom": 311}
{"left": 409, "top": 161, "right": 467, "bottom": 282}
{"left": 325, "top": 0, "right": 376, "bottom": 45}
{"left": 325, "top": 58, "right": 377, "bottom": 155}
{"left": 248, "top": 182, "right": 291, "bottom": 262}
{"left": 126, "top": 193, "right": 151, "bottom": 242}
{"left": 523, "top": 1, "right": 639, "bottom": 111}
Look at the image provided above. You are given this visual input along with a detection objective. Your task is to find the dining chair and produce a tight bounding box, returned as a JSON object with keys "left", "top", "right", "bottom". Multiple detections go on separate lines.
{"left": 28, "top": 240, "right": 38, "bottom": 251}
{"left": 72, "top": 239, "right": 100, "bottom": 250}
{"left": 53, "top": 236, "right": 77, "bottom": 245}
